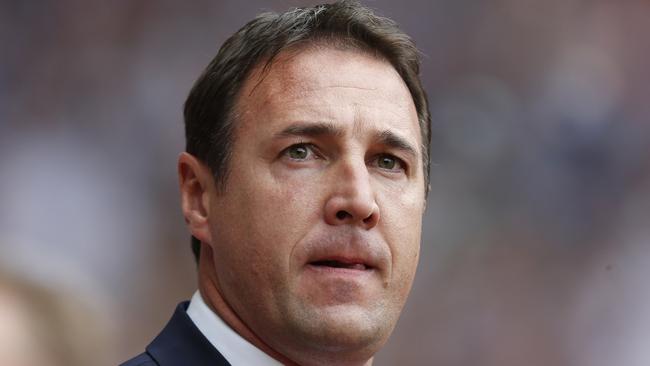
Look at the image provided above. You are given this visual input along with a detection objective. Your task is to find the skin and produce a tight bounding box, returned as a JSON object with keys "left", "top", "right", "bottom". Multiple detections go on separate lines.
{"left": 179, "top": 46, "right": 425, "bottom": 366}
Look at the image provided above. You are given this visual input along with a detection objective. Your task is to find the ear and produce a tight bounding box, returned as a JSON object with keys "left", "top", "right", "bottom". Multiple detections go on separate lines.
{"left": 178, "top": 152, "right": 214, "bottom": 245}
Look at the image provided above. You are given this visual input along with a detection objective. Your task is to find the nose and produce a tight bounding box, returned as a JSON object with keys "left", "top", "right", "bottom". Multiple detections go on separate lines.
{"left": 324, "top": 160, "right": 380, "bottom": 230}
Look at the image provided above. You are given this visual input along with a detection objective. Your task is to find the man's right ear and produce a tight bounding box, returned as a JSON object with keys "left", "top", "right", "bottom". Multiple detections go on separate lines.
{"left": 178, "top": 152, "right": 214, "bottom": 245}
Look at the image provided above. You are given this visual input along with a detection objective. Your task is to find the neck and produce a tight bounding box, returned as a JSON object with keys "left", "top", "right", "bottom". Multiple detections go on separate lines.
{"left": 197, "top": 245, "right": 299, "bottom": 366}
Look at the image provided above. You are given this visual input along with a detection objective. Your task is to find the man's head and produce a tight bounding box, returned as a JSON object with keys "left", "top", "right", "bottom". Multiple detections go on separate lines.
{"left": 178, "top": 1, "right": 430, "bottom": 365}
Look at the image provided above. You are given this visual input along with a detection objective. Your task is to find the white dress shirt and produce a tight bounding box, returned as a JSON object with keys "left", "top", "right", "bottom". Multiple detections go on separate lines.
{"left": 186, "top": 291, "right": 283, "bottom": 366}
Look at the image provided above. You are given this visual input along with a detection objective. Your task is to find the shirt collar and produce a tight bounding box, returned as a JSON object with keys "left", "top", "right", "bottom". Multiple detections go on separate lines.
{"left": 186, "top": 291, "right": 283, "bottom": 366}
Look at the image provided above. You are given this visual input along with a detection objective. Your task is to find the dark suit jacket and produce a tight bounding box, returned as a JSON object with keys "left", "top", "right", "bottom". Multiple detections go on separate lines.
{"left": 120, "top": 302, "right": 231, "bottom": 366}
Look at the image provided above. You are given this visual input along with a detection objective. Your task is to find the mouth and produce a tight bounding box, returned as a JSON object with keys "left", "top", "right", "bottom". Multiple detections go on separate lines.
{"left": 301, "top": 234, "right": 387, "bottom": 276}
{"left": 309, "top": 259, "right": 370, "bottom": 271}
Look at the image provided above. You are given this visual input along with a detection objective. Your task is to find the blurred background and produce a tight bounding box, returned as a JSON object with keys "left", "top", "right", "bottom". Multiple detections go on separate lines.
{"left": 1, "top": 0, "right": 649, "bottom": 365}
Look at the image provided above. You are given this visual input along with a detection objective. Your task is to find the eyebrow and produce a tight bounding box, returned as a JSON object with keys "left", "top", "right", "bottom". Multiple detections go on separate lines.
{"left": 375, "top": 129, "right": 419, "bottom": 161}
{"left": 275, "top": 122, "right": 344, "bottom": 139}
{"left": 275, "top": 122, "right": 419, "bottom": 160}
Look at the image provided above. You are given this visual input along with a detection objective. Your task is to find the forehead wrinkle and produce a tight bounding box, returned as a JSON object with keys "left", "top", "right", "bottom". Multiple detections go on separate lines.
{"left": 259, "top": 83, "right": 380, "bottom": 111}
{"left": 303, "top": 84, "right": 378, "bottom": 92}
{"left": 241, "top": 49, "right": 410, "bottom": 118}
{"left": 237, "top": 48, "right": 420, "bottom": 148}
{"left": 250, "top": 51, "right": 391, "bottom": 102}
{"left": 349, "top": 117, "right": 418, "bottom": 157}
{"left": 349, "top": 98, "right": 418, "bottom": 140}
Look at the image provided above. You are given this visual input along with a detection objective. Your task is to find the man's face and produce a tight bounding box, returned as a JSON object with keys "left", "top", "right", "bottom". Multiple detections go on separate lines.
{"left": 205, "top": 47, "right": 425, "bottom": 360}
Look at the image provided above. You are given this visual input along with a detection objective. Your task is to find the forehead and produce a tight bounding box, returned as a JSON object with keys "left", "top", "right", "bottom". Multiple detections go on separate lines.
{"left": 234, "top": 46, "right": 420, "bottom": 141}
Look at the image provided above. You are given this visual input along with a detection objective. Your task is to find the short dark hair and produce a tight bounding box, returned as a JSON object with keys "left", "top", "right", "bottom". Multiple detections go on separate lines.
{"left": 185, "top": 0, "right": 431, "bottom": 262}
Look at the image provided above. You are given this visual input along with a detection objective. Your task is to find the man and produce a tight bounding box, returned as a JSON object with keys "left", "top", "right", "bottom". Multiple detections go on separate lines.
{"left": 121, "top": 1, "right": 431, "bottom": 365}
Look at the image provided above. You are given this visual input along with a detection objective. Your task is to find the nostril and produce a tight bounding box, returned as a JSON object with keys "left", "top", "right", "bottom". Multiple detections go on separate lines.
{"left": 336, "top": 210, "right": 351, "bottom": 220}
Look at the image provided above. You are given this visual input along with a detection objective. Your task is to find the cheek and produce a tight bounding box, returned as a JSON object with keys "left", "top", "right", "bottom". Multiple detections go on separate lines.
{"left": 387, "top": 229, "right": 420, "bottom": 304}
{"left": 391, "top": 227, "right": 421, "bottom": 284}
{"left": 214, "top": 167, "right": 322, "bottom": 269}
{"left": 264, "top": 167, "right": 324, "bottom": 226}
{"left": 378, "top": 192, "right": 423, "bottom": 289}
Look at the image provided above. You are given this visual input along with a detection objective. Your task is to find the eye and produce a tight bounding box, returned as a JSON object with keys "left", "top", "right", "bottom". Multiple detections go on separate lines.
{"left": 375, "top": 154, "right": 405, "bottom": 172}
{"left": 283, "top": 143, "right": 316, "bottom": 161}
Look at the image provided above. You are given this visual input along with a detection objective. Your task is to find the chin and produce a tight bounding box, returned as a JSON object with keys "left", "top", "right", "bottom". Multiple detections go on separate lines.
{"left": 288, "top": 302, "right": 393, "bottom": 353}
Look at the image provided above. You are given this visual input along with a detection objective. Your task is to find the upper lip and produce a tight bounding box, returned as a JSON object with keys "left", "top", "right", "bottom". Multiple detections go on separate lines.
{"left": 310, "top": 257, "right": 372, "bottom": 270}
{"left": 302, "top": 232, "right": 387, "bottom": 271}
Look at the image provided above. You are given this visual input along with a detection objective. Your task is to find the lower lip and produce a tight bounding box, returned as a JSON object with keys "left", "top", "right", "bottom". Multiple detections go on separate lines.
{"left": 302, "top": 264, "right": 378, "bottom": 303}
{"left": 305, "top": 264, "right": 374, "bottom": 277}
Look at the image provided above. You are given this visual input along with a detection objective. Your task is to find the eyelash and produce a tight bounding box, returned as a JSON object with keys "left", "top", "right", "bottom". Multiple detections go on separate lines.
{"left": 282, "top": 142, "right": 319, "bottom": 160}
{"left": 281, "top": 143, "right": 408, "bottom": 173}
{"left": 373, "top": 154, "right": 407, "bottom": 173}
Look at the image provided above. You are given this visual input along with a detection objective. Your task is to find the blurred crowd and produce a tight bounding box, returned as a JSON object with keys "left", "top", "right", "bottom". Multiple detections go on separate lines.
{"left": 1, "top": 0, "right": 648, "bottom": 365}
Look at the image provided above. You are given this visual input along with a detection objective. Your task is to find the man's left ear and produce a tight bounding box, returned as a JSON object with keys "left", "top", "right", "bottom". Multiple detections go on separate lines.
{"left": 178, "top": 152, "right": 214, "bottom": 245}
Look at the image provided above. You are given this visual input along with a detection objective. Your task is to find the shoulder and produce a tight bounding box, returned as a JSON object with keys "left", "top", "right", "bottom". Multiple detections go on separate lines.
{"left": 118, "top": 301, "right": 231, "bottom": 366}
{"left": 119, "top": 352, "right": 158, "bottom": 366}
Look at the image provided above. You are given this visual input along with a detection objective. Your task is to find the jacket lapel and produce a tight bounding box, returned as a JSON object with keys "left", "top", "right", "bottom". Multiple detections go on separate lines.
{"left": 146, "top": 302, "right": 231, "bottom": 366}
